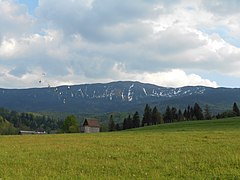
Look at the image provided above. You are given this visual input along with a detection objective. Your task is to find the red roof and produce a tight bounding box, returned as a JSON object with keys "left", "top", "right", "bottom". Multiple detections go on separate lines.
{"left": 83, "top": 119, "right": 100, "bottom": 128}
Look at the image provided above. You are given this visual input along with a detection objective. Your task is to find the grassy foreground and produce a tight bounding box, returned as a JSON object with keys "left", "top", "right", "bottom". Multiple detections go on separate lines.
{"left": 0, "top": 118, "right": 240, "bottom": 179}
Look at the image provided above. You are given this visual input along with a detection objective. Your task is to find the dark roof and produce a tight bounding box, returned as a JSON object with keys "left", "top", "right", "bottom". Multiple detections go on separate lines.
{"left": 83, "top": 119, "right": 100, "bottom": 128}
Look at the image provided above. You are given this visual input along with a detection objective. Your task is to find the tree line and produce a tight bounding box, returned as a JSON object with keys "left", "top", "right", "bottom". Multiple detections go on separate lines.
{"left": 216, "top": 102, "right": 240, "bottom": 118}
{"left": 0, "top": 108, "right": 63, "bottom": 134}
{"left": 108, "top": 102, "right": 240, "bottom": 131}
{"left": 1, "top": 101, "right": 240, "bottom": 134}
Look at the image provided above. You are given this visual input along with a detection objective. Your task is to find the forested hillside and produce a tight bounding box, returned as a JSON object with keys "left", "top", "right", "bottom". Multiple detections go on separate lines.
{"left": 0, "top": 81, "right": 240, "bottom": 113}
{"left": 0, "top": 108, "right": 62, "bottom": 134}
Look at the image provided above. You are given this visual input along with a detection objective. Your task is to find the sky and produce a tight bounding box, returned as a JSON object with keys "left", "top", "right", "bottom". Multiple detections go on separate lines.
{"left": 1, "top": 0, "right": 240, "bottom": 88}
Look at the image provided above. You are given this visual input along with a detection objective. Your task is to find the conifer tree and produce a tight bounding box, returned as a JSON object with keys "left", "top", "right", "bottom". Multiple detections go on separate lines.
{"left": 115, "top": 123, "right": 121, "bottom": 131}
{"left": 123, "top": 118, "right": 128, "bottom": 130}
{"left": 126, "top": 115, "right": 133, "bottom": 129}
{"left": 108, "top": 115, "right": 115, "bottom": 132}
{"left": 132, "top": 111, "right": 140, "bottom": 128}
{"left": 152, "top": 106, "right": 162, "bottom": 125}
{"left": 190, "top": 107, "right": 194, "bottom": 120}
{"left": 183, "top": 109, "right": 188, "bottom": 121}
{"left": 164, "top": 106, "right": 173, "bottom": 123}
{"left": 177, "top": 109, "right": 184, "bottom": 121}
{"left": 204, "top": 104, "right": 212, "bottom": 120}
{"left": 193, "top": 103, "right": 204, "bottom": 120}
{"left": 142, "top": 104, "right": 152, "bottom": 126}
{"left": 233, "top": 102, "right": 240, "bottom": 116}
{"left": 185, "top": 105, "right": 191, "bottom": 120}
{"left": 171, "top": 107, "right": 178, "bottom": 122}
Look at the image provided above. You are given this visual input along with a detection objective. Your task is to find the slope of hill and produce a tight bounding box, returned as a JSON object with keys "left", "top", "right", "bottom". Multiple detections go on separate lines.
{"left": 1, "top": 117, "right": 240, "bottom": 179}
{"left": 0, "top": 81, "right": 239, "bottom": 113}
{"left": 129, "top": 117, "right": 240, "bottom": 132}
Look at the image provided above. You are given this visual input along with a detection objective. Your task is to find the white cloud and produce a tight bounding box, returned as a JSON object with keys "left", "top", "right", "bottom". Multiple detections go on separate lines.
{"left": 0, "top": 38, "right": 17, "bottom": 57}
{"left": 0, "top": 0, "right": 240, "bottom": 88}
{"left": 0, "top": 0, "right": 34, "bottom": 36}
{"left": 141, "top": 69, "right": 218, "bottom": 88}
{"left": 111, "top": 65, "right": 218, "bottom": 88}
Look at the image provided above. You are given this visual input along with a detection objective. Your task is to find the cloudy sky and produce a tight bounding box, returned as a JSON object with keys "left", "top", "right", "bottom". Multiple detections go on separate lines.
{"left": 1, "top": 0, "right": 240, "bottom": 88}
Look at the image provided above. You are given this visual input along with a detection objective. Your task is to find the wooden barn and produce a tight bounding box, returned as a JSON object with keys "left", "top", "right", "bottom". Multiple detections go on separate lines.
{"left": 81, "top": 119, "right": 100, "bottom": 133}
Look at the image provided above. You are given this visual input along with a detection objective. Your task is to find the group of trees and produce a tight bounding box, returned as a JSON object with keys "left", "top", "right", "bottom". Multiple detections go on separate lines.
{"left": 108, "top": 112, "right": 141, "bottom": 131}
{"left": 1, "top": 101, "right": 240, "bottom": 134}
{"left": 233, "top": 102, "right": 240, "bottom": 116}
{"left": 0, "top": 108, "right": 63, "bottom": 134}
{"left": 140, "top": 103, "right": 206, "bottom": 126}
{"left": 108, "top": 105, "right": 164, "bottom": 131}
{"left": 108, "top": 102, "right": 240, "bottom": 131}
{"left": 216, "top": 102, "right": 240, "bottom": 119}
{"left": 0, "top": 116, "right": 17, "bottom": 135}
{"left": 142, "top": 105, "right": 163, "bottom": 126}
{"left": 123, "top": 111, "right": 141, "bottom": 130}
{"left": 0, "top": 107, "right": 82, "bottom": 134}
{"left": 108, "top": 103, "right": 207, "bottom": 131}
{"left": 164, "top": 103, "right": 206, "bottom": 123}
{"left": 61, "top": 115, "right": 79, "bottom": 133}
{"left": 141, "top": 103, "right": 215, "bottom": 125}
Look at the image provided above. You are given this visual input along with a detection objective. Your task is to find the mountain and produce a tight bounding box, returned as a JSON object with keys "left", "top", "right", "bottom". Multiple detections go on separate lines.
{"left": 0, "top": 81, "right": 239, "bottom": 114}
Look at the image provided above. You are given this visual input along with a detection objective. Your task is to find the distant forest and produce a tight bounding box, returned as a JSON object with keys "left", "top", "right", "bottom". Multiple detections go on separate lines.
{"left": 0, "top": 108, "right": 63, "bottom": 135}
{"left": 0, "top": 102, "right": 240, "bottom": 135}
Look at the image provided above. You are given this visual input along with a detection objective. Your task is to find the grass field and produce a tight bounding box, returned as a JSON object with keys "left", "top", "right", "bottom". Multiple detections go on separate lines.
{"left": 0, "top": 118, "right": 240, "bottom": 179}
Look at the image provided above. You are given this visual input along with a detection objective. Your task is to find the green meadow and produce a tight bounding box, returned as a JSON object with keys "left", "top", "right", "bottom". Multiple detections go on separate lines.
{"left": 1, "top": 118, "right": 240, "bottom": 179}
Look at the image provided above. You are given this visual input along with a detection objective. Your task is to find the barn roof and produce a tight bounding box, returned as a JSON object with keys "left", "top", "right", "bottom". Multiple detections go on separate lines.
{"left": 83, "top": 119, "right": 100, "bottom": 128}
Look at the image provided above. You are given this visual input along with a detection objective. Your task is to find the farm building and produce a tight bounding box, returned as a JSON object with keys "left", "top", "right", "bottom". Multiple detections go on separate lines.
{"left": 18, "top": 130, "right": 46, "bottom": 135}
{"left": 81, "top": 119, "right": 100, "bottom": 133}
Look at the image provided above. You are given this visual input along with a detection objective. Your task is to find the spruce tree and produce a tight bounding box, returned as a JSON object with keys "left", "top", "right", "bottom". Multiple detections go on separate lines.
{"left": 183, "top": 109, "right": 188, "bottom": 121}
{"left": 164, "top": 106, "right": 173, "bottom": 123}
{"left": 190, "top": 107, "right": 194, "bottom": 120}
{"left": 204, "top": 104, "right": 212, "bottom": 120}
{"left": 193, "top": 103, "right": 204, "bottom": 120}
{"left": 152, "top": 106, "right": 162, "bottom": 125}
{"left": 123, "top": 118, "right": 128, "bottom": 130}
{"left": 126, "top": 115, "right": 133, "bottom": 129}
{"left": 142, "top": 104, "right": 152, "bottom": 126}
{"left": 132, "top": 111, "right": 140, "bottom": 128}
{"left": 184, "top": 105, "right": 193, "bottom": 121}
{"left": 108, "top": 115, "right": 115, "bottom": 132}
{"left": 171, "top": 107, "right": 178, "bottom": 122}
{"left": 115, "top": 123, "right": 121, "bottom": 131}
{"left": 233, "top": 102, "right": 240, "bottom": 116}
{"left": 177, "top": 109, "right": 184, "bottom": 121}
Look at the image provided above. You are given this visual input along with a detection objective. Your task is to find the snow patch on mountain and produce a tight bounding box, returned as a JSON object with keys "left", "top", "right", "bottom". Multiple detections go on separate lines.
{"left": 128, "top": 84, "right": 134, "bottom": 102}
{"left": 143, "top": 88, "right": 147, "bottom": 96}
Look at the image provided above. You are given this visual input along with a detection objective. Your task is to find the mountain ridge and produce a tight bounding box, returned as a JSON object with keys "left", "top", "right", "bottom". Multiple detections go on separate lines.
{"left": 0, "top": 81, "right": 239, "bottom": 113}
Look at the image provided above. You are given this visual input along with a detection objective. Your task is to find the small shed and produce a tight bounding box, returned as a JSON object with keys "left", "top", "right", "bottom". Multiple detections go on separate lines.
{"left": 81, "top": 119, "right": 100, "bottom": 133}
